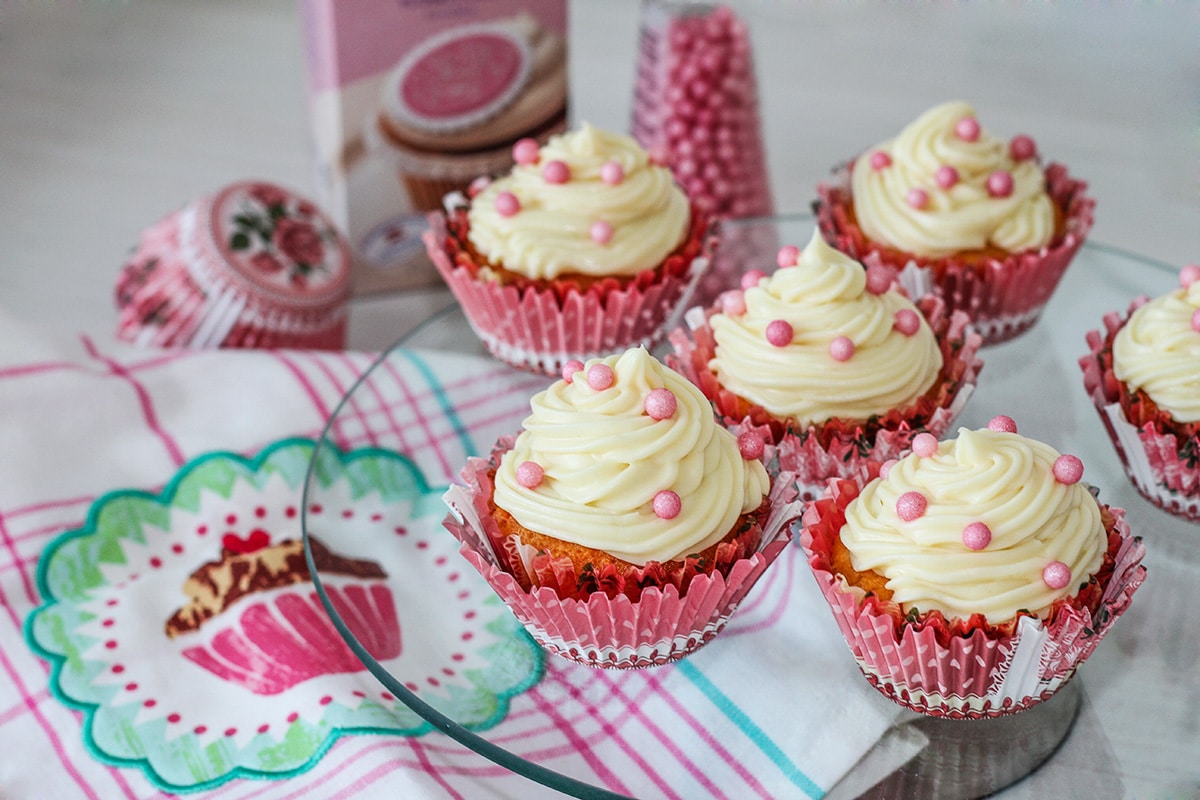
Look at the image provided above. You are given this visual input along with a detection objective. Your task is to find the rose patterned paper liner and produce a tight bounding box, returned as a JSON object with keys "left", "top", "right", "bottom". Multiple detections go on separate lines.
{"left": 668, "top": 292, "right": 983, "bottom": 499}
{"left": 814, "top": 161, "right": 1095, "bottom": 345}
{"left": 423, "top": 199, "right": 713, "bottom": 376}
{"left": 799, "top": 472, "right": 1146, "bottom": 719}
{"left": 1081, "top": 303, "right": 1200, "bottom": 522}
{"left": 441, "top": 436, "right": 803, "bottom": 669}
{"left": 114, "top": 182, "right": 351, "bottom": 350}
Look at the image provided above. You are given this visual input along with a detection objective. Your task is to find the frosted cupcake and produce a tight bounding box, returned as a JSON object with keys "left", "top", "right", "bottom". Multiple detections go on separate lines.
{"left": 1081, "top": 264, "right": 1200, "bottom": 521}
{"left": 815, "top": 101, "right": 1094, "bottom": 344}
{"left": 800, "top": 418, "right": 1146, "bottom": 718}
{"left": 669, "top": 229, "right": 982, "bottom": 498}
{"left": 442, "top": 347, "right": 801, "bottom": 668}
{"left": 423, "top": 123, "right": 713, "bottom": 375}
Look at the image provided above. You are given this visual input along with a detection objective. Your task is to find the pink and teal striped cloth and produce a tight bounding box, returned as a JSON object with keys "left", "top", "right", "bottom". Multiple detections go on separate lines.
{"left": 1, "top": 316, "right": 910, "bottom": 799}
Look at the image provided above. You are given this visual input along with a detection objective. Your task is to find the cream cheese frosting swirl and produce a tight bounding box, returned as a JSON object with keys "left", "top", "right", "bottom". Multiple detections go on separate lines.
{"left": 707, "top": 230, "right": 943, "bottom": 426}
{"left": 468, "top": 123, "right": 690, "bottom": 280}
{"left": 1112, "top": 279, "right": 1200, "bottom": 422}
{"left": 493, "top": 347, "right": 769, "bottom": 565}
{"left": 851, "top": 101, "right": 1056, "bottom": 258}
{"left": 841, "top": 426, "right": 1106, "bottom": 623}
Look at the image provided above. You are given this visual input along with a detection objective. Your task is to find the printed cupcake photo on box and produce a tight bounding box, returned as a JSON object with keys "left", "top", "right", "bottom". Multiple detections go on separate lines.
{"left": 424, "top": 123, "right": 714, "bottom": 375}
{"left": 442, "top": 346, "right": 802, "bottom": 668}
{"left": 814, "top": 101, "right": 1095, "bottom": 344}
{"left": 800, "top": 417, "right": 1145, "bottom": 719}
{"left": 669, "top": 229, "right": 982, "bottom": 499}
{"left": 1081, "top": 264, "right": 1200, "bottom": 522}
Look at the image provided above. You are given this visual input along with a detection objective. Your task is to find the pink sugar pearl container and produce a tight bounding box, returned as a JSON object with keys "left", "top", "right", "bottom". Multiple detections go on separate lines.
{"left": 115, "top": 181, "right": 352, "bottom": 350}
{"left": 631, "top": 1, "right": 772, "bottom": 221}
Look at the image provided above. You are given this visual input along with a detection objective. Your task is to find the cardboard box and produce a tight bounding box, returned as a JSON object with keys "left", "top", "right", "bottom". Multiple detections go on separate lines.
{"left": 300, "top": 0, "right": 568, "bottom": 294}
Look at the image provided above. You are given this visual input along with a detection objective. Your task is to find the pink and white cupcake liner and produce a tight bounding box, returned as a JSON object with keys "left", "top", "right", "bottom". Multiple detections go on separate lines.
{"left": 424, "top": 204, "right": 712, "bottom": 376}
{"left": 668, "top": 292, "right": 983, "bottom": 499}
{"left": 800, "top": 474, "right": 1146, "bottom": 719}
{"left": 1081, "top": 304, "right": 1200, "bottom": 522}
{"left": 115, "top": 181, "right": 351, "bottom": 350}
{"left": 441, "top": 436, "right": 802, "bottom": 669}
{"left": 815, "top": 162, "right": 1095, "bottom": 345}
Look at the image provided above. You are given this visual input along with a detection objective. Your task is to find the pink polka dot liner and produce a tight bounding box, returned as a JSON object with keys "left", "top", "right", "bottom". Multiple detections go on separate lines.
{"left": 423, "top": 199, "right": 714, "bottom": 377}
{"left": 799, "top": 469, "right": 1146, "bottom": 719}
{"left": 441, "top": 435, "right": 803, "bottom": 669}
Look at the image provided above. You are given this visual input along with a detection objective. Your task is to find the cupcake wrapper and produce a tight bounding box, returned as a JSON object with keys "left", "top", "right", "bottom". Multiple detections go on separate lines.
{"left": 424, "top": 205, "right": 712, "bottom": 376}
{"left": 441, "top": 437, "right": 803, "bottom": 669}
{"left": 814, "top": 162, "right": 1095, "bottom": 345}
{"left": 800, "top": 475, "right": 1146, "bottom": 719}
{"left": 668, "top": 292, "right": 983, "bottom": 499}
{"left": 179, "top": 582, "right": 400, "bottom": 696}
{"left": 1081, "top": 305, "right": 1200, "bottom": 522}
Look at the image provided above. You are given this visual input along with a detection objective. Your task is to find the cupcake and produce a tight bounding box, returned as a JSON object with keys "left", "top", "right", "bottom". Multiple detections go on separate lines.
{"left": 423, "top": 123, "right": 714, "bottom": 376}
{"left": 114, "top": 181, "right": 352, "bottom": 350}
{"left": 669, "top": 229, "right": 982, "bottom": 499}
{"left": 800, "top": 418, "right": 1146, "bottom": 718}
{"left": 442, "top": 346, "right": 802, "bottom": 668}
{"left": 365, "top": 14, "right": 569, "bottom": 211}
{"left": 165, "top": 533, "right": 400, "bottom": 695}
{"left": 815, "top": 101, "right": 1095, "bottom": 344}
{"left": 1081, "top": 264, "right": 1200, "bottom": 521}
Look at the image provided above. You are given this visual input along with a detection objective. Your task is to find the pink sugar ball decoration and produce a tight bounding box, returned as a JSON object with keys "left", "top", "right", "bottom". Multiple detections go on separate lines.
{"left": 644, "top": 388, "right": 677, "bottom": 420}
{"left": 879, "top": 459, "right": 898, "bottom": 479}
{"left": 590, "top": 220, "right": 614, "bottom": 245}
{"left": 911, "top": 432, "right": 939, "bottom": 457}
{"left": 962, "top": 521, "right": 992, "bottom": 551}
{"left": 516, "top": 461, "right": 544, "bottom": 489}
{"left": 741, "top": 269, "right": 767, "bottom": 290}
{"left": 765, "top": 319, "right": 793, "bottom": 347}
{"left": 955, "top": 116, "right": 981, "bottom": 142}
{"left": 653, "top": 490, "right": 682, "bottom": 519}
{"left": 865, "top": 264, "right": 896, "bottom": 295}
{"left": 601, "top": 161, "right": 625, "bottom": 185}
{"left": 1009, "top": 134, "right": 1038, "bottom": 162}
{"left": 987, "top": 170, "right": 1014, "bottom": 198}
{"left": 1192, "top": 308, "right": 1200, "bottom": 334}
{"left": 988, "top": 415, "right": 1018, "bottom": 434}
{"left": 586, "top": 363, "right": 614, "bottom": 390}
{"left": 495, "top": 191, "right": 520, "bottom": 217}
{"left": 1179, "top": 264, "right": 1200, "bottom": 288}
{"left": 893, "top": 308, "right": 921, "bottom": 336}
{"left": 934, "top": 165, "right": 959, "bottom": 189}
{"left": 542, "top": 160, "right": 570, "bottom": 184}
{"left": 737, "top": 431, "right": 764, "bottom": 460}
{"left": 1043, "top": 561, "right": 1072, "bottom": 590}
{"left": 1053, "top": 454, "right": 1084, "bottom": 484}
{"left": 869, "top": 151, "right": 892, "bottom": 170}
{"left": 719, "top": 289, "right": 746, "bottom": 315}
{"left": 512, "top": 138, "right": 540, "bottom": 166}
{"left": 896, "top": 491, "right": 927, "bottom": 522}
{"left": 776, "top": 245, "right": 800, "bottom": 268}
{"left": 906, "top": 188, "right": 929, "bottom": 210}
{"left": 562, "top": 359, "right": 584, "bottom": 383}
{"left": 829, "top": 336, "right": 855, "bottom": 362}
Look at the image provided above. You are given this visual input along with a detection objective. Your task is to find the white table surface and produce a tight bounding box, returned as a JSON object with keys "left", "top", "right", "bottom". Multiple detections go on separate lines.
{"left": 3, "top": 2, "right": 1199, "bottom": 798}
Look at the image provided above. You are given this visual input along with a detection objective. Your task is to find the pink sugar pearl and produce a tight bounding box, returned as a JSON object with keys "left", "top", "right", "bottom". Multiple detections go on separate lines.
{"left": 829, "top": 336, "right": 855, "bottom": 362}
{"left": 896, "top": 491, "right": 927, "bottom": 522}
{"left": 542, "top": 160, "right": 570, "bottom": 184}
{"left": 590, "top": 220, "right": 614, "bottom": 245}
{"left": 1053, "top": 454, "right": 1084, "bottom": 484}
{"left": 586, "top": 363, "right": 614, "bottom": 390}
{"left": 906, "top": 187, "right": 929, "bottom": 210}
{"left": 988, "top": 415, "right": 1018, "bottom": 433}
{"left": 865, "top": 264, "right": 895, "bottom": 295}
{"left": 869, "top": 151, "right": 892, "bottom": 170}
{"left": 1009, "top": 134, "right": 1037, "bottom": 162}
{"left": 1192, "top": 308, "right": 1200, "bottom": 333}
{"left": 879, "top": 459, "right": 898, "bottom": 479}
{"left": 512, "top": 138, "right": 540, "bottom": 166}
{"left": 737, "top": 431, "right": 764, "bottom": 460}
{"left": 561, "top": 359, "right": 584, "bottom": 383}
{"left": 516, "top": 461, "right": 544, "bottom": 489}
{"left": 1043, "top": 561, "right": 1072, "bottom": 590}
{"left": 495, "top": 191, "right": 520, "bottom": 217}
{"left": 1179, "top": 264, "right": 1200, "bottom": 288}
{"left": 719, "top": 290, "right": 746, "bottom": 315}
{"left": 601, "top": 160, "right": 625, "bottom": 185}
{"left": 765, "top": 319, "right": 793, "bottom": 347}
{"left": 955, "top": 116, "right": 981, "bottom": 142}
{"left": 653, "top": 490, "right": 682, "bottom": 519}
{"left": 741, "top": 269, "right": 767, "bottom": 290}
{"left": 962, "top": 521, "right": 992, "bottom": 551}
{"left": 987, "top": 170, "right": 1014, "bottom": 198}
{"left": 644, "top": 388, "right": 677, "bottom": 420}
{"left": 911, "top": 432, "right": 938, "bottom": 457}
{"left": 776, "top": 245, "right": 800, "bottom": 268}
{"left": 934, "top": 165, "right": 959, "bottom": 189}
{"left": 893, "top": 308, "right": 921, "bottom": 336}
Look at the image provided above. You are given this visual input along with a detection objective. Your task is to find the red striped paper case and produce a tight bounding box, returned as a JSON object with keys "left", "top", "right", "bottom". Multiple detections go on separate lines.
{"left": 441, "top": 435, "right": 803, "bottom": 669}
{"left": 799, "top": 472, "right": 1147, "bottom": 719}
{"left": 1081, "top": 303, "right": 1200, "bottom": 522}
{"left": 815, "top": 162, "right": 1095, "bottom": 345}
{"left": 423, "top": 202, "right": 713, "bottom": 377}
{"left": 114, "top": 181, "right": 351, "bottom": 350}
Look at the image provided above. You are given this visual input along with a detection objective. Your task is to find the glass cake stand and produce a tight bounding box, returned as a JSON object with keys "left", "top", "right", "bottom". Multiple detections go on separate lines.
{"left": 301, "top": 216, "right": 1200, "bottom": 799}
